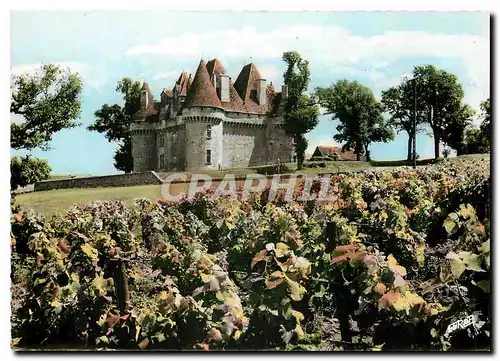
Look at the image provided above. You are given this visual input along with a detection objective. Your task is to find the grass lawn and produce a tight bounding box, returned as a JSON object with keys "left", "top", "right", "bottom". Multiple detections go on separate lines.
{"left": 14, "top": 184, "right": 165, "bottom": 217}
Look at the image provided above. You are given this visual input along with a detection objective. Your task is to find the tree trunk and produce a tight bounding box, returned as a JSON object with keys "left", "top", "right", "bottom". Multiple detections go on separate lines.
{"left": 433, "top": 128, "right": 440, "bottom": 159}
{"left": 355, "top": 142, "right": 362, "bottom": 161}
{"left": 364, "top": 144, "right": 371, "bottom": 162}
{"left": 296, "top": 135, "right": 307, "bottom": 170}
{"left": 407, "top": 135, "right": 413, "bottom": 161}
{"left": 297, "top": 154, "right": 304, "bottom": 170}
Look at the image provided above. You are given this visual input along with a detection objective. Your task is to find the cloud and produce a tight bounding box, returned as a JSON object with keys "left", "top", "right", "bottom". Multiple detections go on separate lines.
{"left": 256, "top": 64, "right": 282, "bottom": 86}
{"left": 10, "top": 62, "right": 106, "bottom": 90}
{"left": 126, "top": 24, "right": 489, "bottom": 107}
{"left": 153, "top": 71, "right": 178, "bottom": 81}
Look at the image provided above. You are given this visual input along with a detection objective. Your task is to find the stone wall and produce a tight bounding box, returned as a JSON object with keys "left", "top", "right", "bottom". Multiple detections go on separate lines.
{"left": 266, "top": 123, "right": 294, "bottom": 164}
{"left": 131, "top": 130, "right": 157, "bottom": 172}
{"left": 222, "top": 123, "right": 267, "bottom": 168}
{"left": 34, "top": 171, "right": 163, "bottom": 192}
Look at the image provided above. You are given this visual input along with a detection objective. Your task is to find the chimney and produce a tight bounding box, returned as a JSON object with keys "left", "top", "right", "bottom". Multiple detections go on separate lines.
{"left": 256, "top": 78, "right": 267, "bottom": 105}
{"left": 218, "top": 74, "right": 230, "bottom": 102}
{"left": 282, "top": 84, "right": 288, "bottom": 100}
{"left": 140, "top": 89, "right": 149, "bottom": 109}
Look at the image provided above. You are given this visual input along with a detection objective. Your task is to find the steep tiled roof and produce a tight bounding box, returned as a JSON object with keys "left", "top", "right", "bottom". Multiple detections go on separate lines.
{"left": 233, "top": 63, "right": 263, "bottom": 102}
{"left": 314, "top": 145, "right": 357, "bottom": 161}
{"left": 206, "top": 59, "right": 226, "bottom": 78}
{"left": 133, "top": 81, "right": 158, "bottom": 119}
{"left": 148, "top": 59, "right": 283, "bottom": 117}
{"left": 173, "top": 72, "right": 190, "bottom": 96}
{"left": 318, "top": 145, "right": 342, "bottom": 154}
{"left": 184, "top": 59, "right": 223, "bottom": 109}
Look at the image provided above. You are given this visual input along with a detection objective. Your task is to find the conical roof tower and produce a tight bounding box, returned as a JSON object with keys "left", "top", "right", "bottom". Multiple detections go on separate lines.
{"left": 184, "top": 59, "right": 222, "bottom": 108}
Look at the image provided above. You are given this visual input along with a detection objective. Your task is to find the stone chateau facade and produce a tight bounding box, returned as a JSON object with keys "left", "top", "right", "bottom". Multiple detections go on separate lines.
{"left": 130, "top": 58, "right": 294, "bottom": 172}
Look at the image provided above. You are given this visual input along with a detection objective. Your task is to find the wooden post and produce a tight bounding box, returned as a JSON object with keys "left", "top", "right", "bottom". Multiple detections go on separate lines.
{"left": 112, "top": 260, "right": 130, "bottom": 314}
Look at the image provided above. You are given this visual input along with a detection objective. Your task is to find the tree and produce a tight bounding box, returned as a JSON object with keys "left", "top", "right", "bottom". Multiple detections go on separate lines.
{"left": 316, "top": 80, "right": 394, "bottom": 161}
{"left": 463, "top": 128, "right": 490, "bottom": 154}
{"left": 479, "top": 98, "right": 491, "bottom": 146}
{"left": 412, "top": 65, "right": 465, "bottom": 159}
{"left": 458, "top": 99, "right": 491, "bottom": 155}
{"left": 281, "top": 51, "right": 320, "bottom": 170}
{"left": 442, "top": 104, "right": 475, "bottom": 155}
{"left": 11, "top": 64, "right": 83, "bottom": 150}
{"left": 11, "top": 156, "right": 51, "bottom": 191}
{"left": 381, "top": 78, "right": 424, "bottom": 161}
{"left": 88, "top": 78, "right": 141, "bottom": 173}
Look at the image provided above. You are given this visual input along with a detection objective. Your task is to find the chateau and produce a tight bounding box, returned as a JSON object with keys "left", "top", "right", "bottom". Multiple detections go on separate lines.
{"left": 130, "top": 58, "right": 294, "bottom": 172}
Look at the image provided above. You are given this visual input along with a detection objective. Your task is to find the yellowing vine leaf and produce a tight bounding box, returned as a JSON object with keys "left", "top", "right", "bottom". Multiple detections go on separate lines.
{"left": 458, "top": 204, "right": 475, "bottom": 219}
{"left": 293, "top": 257, "right": 311, "bottom": 279}
{"left": 81, "top": 243, "right": 99, "bottom": 260}
{"left": 207, "top": 328, "right": 223, "bottom": 342}
{"left": 92, "top": 273, "right": 114, "bottom": 297}
{"left": 387, "top": 255, "right": 407, "bottom": 276}
{"left": 449, "top": 257, "right": 466, "bottom": 278}
{"left": 284, "top": 275, "right": 306, "bottom": 301}
{"left": 275, "top": 242, "right": 290, "bottom": 258}
{"left": 295, "top": 323, "right": 305, "bottom": 340}
{"left": 374, "top": 282, "right": 386, "bottom": 295}
{"left": 443, "top": 217, "right": 459, "bottom": 235}
{"left": 251, "top": 249, "right": 270, "bottom": 268}
{"left": 378, "top": 290, "right": 425, "bottom": 313}
{"left": 265, "top": 271, "right": 284, "bottom": 289}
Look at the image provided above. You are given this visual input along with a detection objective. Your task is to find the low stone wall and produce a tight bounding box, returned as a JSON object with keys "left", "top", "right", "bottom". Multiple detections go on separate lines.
{"left": 34, "top": 172, "right": 163, "bottom": 192}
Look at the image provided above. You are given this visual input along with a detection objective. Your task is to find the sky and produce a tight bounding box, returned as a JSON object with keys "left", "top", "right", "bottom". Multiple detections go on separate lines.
{"left": 10, "top": 11, "right": 490, "bottom": 175}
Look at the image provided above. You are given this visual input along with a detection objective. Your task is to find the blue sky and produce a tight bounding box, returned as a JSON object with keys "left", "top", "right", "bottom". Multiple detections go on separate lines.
{"left": 11, "top": 11, "right": 490, "bottom": 175}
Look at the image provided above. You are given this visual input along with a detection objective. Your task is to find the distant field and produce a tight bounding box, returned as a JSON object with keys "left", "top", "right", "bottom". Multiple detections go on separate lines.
{"left": 16, "top": 154, "right": 489, "bottom": 217}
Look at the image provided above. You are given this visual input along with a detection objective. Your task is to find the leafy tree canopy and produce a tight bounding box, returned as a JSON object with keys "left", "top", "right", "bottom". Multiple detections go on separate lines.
{"left": 412, "top": 65, "right": 465, "bottom": 158}
{"left": 442, "top": 104, "right": 475, "bottom": 155}
{"left": 10, "top": 64, "right": 83, "bottom": 150}
{"left": 11, "top": 156, "right": 51, "bottom": 191}
{"left": 316, "top": 79, "right": 394, "bottom": 161}
{"left": 479, "top": 98, "right": 491, "bottom": 143}
{"left": 282, "top": 51, "right": 320, "bottom": 169}
{"left": 381, "top": 77, "right": 425, "bottom": 161}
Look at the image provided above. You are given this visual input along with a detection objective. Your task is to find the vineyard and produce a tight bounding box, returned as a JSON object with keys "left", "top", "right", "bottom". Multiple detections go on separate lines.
{"left": 10, "top": 156, "right": 491, "bottom": 351}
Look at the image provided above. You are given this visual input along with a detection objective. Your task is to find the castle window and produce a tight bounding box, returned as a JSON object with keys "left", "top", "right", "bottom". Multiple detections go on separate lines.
{"left": 159, "top": 154, "right": 165, "bottom": 169}
{"left": 292, "top": 136, "right": 297, "bottom": 145}
{"left": 159, "top": 134, "right": 165, "bottom": 147}
{"left": 206, "top": 124, "right": 212, "bottom": 139}
{"left": 292, "top": 154, "right": 297, "bottom": 163}
{"left": 206, "top": 149, "right": 212, "bottom": 165}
